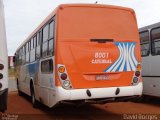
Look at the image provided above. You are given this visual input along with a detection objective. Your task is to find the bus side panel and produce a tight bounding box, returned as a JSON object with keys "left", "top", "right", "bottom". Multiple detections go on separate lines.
{"left": 0, "top": 0, "right": 8, "bottom": 91}
{"left": 143, "top": 77, "right": 160, "bottom": 97}
{"left": 39, "top": 57, "right": 56, "bottom": 107}
{"left": 143, "top": 56, "right": 160, "bottom": 97}
{"left": 19, "top": 65, "right": 28, "bottom": 94}
{"left": 0, "top": 0, "right": 8, "bottom": 112}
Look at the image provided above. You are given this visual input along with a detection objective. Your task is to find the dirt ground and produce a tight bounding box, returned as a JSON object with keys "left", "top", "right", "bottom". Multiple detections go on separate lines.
{"left": 2, "top": 92, "right": 160, "bottom": 120}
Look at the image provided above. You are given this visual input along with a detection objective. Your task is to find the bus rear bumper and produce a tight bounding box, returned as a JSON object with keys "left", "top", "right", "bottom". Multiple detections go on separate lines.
{"left": 0, "top": 88, "right": 8, "bottom": 112}
{"left": 56, "top": 82, "right": 142, "bottom": 103}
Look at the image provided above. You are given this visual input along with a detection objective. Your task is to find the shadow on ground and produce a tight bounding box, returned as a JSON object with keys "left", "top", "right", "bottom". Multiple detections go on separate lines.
{"left": 18, "top": 93, "right": 123, "bottom": 120}
{"left": 138, "top": 95, "right": 160, "bottom": 107}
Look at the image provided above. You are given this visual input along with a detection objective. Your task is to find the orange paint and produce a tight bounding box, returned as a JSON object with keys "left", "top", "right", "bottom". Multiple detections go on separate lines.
{"left": 55, "top": 4, "right": 141, "bottom": 88}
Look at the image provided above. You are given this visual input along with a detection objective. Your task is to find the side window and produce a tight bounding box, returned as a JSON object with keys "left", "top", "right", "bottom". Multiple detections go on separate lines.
{"left": 42, "top": 19, "right": 55, "bottom": 58}
{"left": 19, "top": 55, "right": 22, "bottom": 65}
{"left": 28, "top": 41, "right": 31, "bottom": 51}
{"left": 22, "top": 46, "right": 26, "bottom": 64}
{"left": 26, "top": 43, "right": 28, "bottom": 52}
{"left": 49, "top": 20, "right": 54, "bottom": 39}
{"left": 41, "top": 59, "right": 53, "bottom": 73}
{"left": 17, "top": 50, "right": 20, "bottom": 65}
{"left": 140, "top": 31, "right": 149, "bottom": 57}
{"left": 36, "top": 32, "right": 41, "bottom": 59}
{"left": 26, "top": 42, "right": 30, "bottom": 63}
{"left": 43, "top": 25, "right": 49, "bottom": 42}
{"left": 31, "top": 38, "right": 34, "bottom": 50}
{"left": 18, "top": 49, "right": 22, "bottom": 65}
{"left": 34, "top": 36, "right": 37, "bottom": 47}
{"left": 48, "top": 20, "right": 55, "bottom": 56}
{"left": 42, "top": 25, "right": 49, "bottom": 57}
{"left": 30, "top": 36, "right": 36, "bottom": 62}
{"left": 42, "top": 42, "right": 48, "bottom": 57}
{"left": 151, "top": 27, "right": 160, "bottom": 55}
{"left": 37, "top": 33, "right": 40, "bottom": 45}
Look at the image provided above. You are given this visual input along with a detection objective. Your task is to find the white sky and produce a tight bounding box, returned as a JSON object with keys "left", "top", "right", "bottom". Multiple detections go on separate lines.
{"left": 3, "top": 0, "right": 160, "bottom": 55}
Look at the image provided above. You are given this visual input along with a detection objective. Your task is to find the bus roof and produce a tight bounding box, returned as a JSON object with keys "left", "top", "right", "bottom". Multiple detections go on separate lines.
{"left": 16, "top": 4, "right": 135, "bottom": 52}
{"left": 139, "top": 22, "right": 160, "bottom": 32}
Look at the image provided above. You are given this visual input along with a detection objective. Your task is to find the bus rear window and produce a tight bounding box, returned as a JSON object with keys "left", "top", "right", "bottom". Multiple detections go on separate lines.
{"left": 58, "top": 7, "right": 139, "bottom": 40}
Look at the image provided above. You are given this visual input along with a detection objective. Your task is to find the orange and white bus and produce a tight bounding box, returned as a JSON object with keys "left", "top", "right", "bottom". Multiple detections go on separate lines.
{"left": 14, "top": 4, "right": 142, "bottom": 108}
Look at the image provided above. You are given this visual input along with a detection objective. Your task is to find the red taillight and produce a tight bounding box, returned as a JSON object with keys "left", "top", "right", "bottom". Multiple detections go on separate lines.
{"left": 0, "top": 64, "right": 4, "bottom": 70}
{"left": 135, "top": 71, "right": 140, "bottom": 77}
{"left": 61, "top": 73, "right": 67, "bottom": 80}
{"left": 0, "top": 73, "right": 3, "bottom": 79}
{"left": 58, "top": 64, "right": 72, "bottom": 89}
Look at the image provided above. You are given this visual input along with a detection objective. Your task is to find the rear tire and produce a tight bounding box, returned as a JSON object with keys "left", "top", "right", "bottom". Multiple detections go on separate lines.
{"left": 30, "top": 83, "right": 38, "bottom": 108}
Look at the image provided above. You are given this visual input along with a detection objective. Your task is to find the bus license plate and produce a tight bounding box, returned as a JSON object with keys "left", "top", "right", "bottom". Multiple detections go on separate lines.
{"left": 96, "top": 75, "right": 109, "bottom": 80}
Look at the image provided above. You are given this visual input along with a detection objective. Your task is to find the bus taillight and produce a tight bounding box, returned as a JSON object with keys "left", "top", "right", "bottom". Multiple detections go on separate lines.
{"left": 58, "top": 64, "right": 72, "bottom": 89}
{"left": 58, "top": 66, "right": 65, "bottom": 73}
{"left": 136, "top": 64, "right": 142, "bottom": 71}
{"left": 63, "top": 80, "right": 70, "bottom": 87}
{"left": 61, "top": 73, "right": 67, "bottom": 80}
{"left": 0, "top": 64, "right": 4, "bottom": 70}
{"left": 133, "top": 77, "right": 139, "bottom": 84}
{"left": 135, "top": 71, "right": 140, "bottom": 77}
{"left": 132, "top": 63, "right": 142, "bottom": 85}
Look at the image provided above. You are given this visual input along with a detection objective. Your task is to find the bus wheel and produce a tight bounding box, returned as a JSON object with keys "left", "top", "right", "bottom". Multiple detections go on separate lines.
{"left": 30, "top": 83, "right": 38, "bottom": 108}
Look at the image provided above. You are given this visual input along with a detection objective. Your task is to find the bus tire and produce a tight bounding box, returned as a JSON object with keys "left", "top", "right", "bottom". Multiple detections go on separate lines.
{"left": 30, "top": 82, "right": 38, "bottom": 108}
{"left": 17, "top": 79, "right": 23, "bottom": 96}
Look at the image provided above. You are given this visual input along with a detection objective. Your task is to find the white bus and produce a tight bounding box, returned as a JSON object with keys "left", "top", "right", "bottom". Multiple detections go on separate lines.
{"left": 139, "top": 22, "right": 160, "bottom": 97}
{"left": 0, "top": 0, "right": 8, "bottom": 112}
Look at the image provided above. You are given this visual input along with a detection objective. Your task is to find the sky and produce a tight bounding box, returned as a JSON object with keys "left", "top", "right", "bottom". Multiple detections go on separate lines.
{"left": 3, "top": 0, "right": 160, "bottom": 55}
